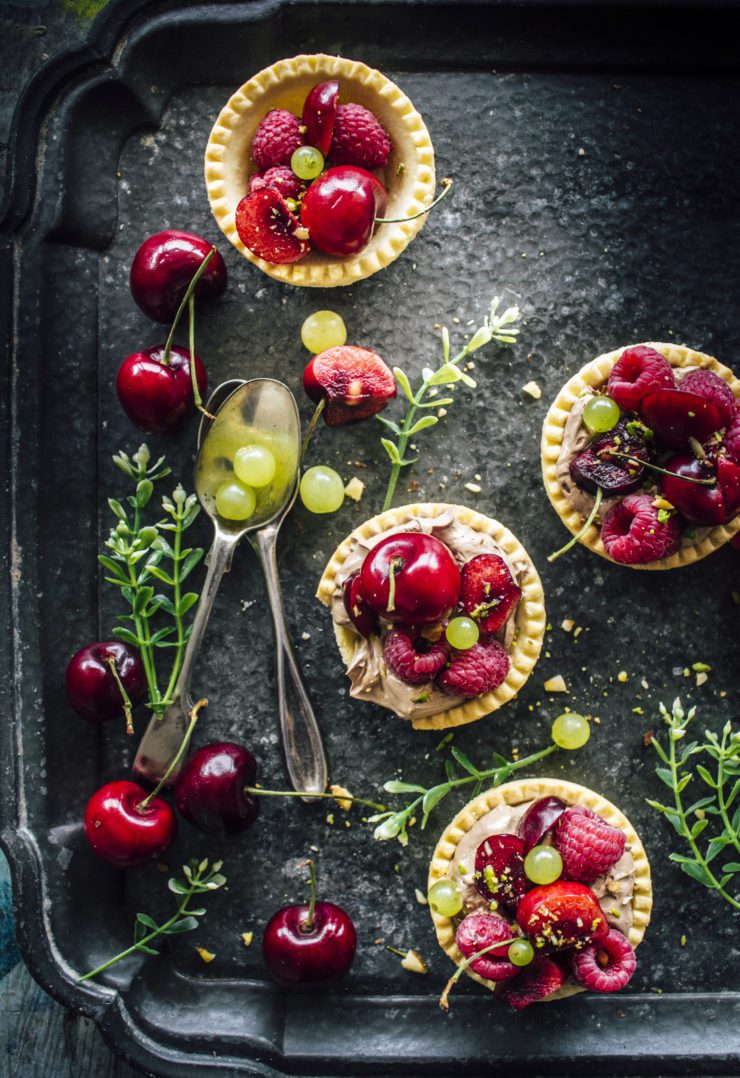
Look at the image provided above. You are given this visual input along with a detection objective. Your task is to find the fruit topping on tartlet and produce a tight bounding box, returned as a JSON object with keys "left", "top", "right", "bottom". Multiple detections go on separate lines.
{"left": 316, "top": 504, "right": 545, "bottom": 730}
{"left": 542, "top": 343, "right": 740, "bottom": 567}
{"left": 205, "top": 55, "right": 437, "bottom": 286}
{"left": 429, "top": 779, "right": 652, "bottom": 1009}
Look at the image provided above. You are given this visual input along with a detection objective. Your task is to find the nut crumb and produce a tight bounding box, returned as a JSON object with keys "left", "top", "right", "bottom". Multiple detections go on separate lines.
{"left": 464, "top": 482, "right": 482, "bottom": 494}
{"left": 617, "top": 671, "right": 628, "bottom": 683}
{"left": 344, "top": 476, "right": 365, "bottom": 502}
{"left": 561, "top": 619, "right": 575, "bottom": 633}
{"left": 401, "top": 949, "right": 428, "bottom": 974}
{"left": 543, "top": 675, "right": 568, "bottom": 693}
{"left": 330, "top": 784, "right": 353, "bottom": 811}
{"left": 196, "top": 947, "right": 215, "bottom": 964}
{"left": 522, "top": 380, "right": 542, "bottom": 400}
{"left": 241, "top": 932, "right": 254, "bottom": 947}
{"left": 415, "top": 888, "right": 428, "bottom": 906}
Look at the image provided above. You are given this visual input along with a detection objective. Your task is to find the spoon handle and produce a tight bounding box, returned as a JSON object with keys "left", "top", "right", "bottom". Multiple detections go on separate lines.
{"left": 251, "top": 527, "right": 328, "bottom": 797}
{"left": 132, "top": 531, "right": 238, "bottom": 784}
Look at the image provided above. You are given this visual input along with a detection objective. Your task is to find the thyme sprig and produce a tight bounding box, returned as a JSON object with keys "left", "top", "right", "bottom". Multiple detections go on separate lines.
{"left": 79, "top": 859, "right": 226, "bottom": 982}
{"left": 647, "top": 699, "right": 740, "bottom": 910}
{"left": 376, "top": 295, "right": 522, "bottom": 511}
{"left": 370, "top": 740, "right": 560, "bottom": 847}
{"left": 100, "top": 445, "right": 204, "bottom": 715}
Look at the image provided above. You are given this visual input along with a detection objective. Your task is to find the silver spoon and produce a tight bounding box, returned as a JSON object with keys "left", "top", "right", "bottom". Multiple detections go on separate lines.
{"left": 133, "top": 377, "right": 327, "bottom": 796}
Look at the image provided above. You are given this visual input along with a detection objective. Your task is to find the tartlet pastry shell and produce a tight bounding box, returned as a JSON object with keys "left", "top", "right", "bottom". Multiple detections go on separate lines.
{"left": 541, "top": 342, "right": 740, "bottom": 569}
{"left": 428, "top": 777, "right": 653, "bottom": 1001}
{"left": 316, "top": 503, "right": 545, "bottom": 731}
{"left": 204, "top": 54, "right": 436, "bottom": 287}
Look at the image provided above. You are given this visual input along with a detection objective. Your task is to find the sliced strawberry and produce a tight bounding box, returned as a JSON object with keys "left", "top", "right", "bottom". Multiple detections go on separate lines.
{"left": 516, "top": 881, "right": 608, "bottom": 951}
{"left": 460, "top": 554, "right": 521, "bottom": 635}
{"left": 499, "top": 956, "right": 567, "bottom": 1010}
{"left": 234, "top": 189, "right": 310, "bottom": 265}
{"left": 455, "top": 913, "right": 519, "bottom": 982}
{"left": 303, "top": 345, "right": 396, "bottom": 426}
{"left": 639, "top": 388, "right": 722, "bottom": 448}
{"left": 342, "top": 573, "right": 379, "bottom": 639}
{"left": 474, "top": 834, "right": 526, "bottom": 907}
{"left": 302, "top": 80, "right": 340, "bottom": 157}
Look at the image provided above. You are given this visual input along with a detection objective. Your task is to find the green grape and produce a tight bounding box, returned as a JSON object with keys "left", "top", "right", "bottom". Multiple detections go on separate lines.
{"left": 445, "top": 616, "right": 479, "bottom": 650}
{"left": 583, "top": 395, "right": 620, "bottom": 434}
{"left": 299, "top": 465, "right": 345, "bottom": 514}
{"left": 428, "top": 879, "right": 463, "bottom": 917}
{"left": 215, "top": 479, "right": 256, "bottom": 521}
{"left": 291, "top": 145, "right": 324, "bottom": 181}
{"left": 524, "top": 844, "right": 563, "bottom": 885}
{"left": 301, "top": 310, "right": 347, "bottom": 353}
{"left": 551, "top": 711, "right": 591, "bottom": 750}
{"left": 233, "top": 444, "right": 276, "bottom": 488}
{"left": 508, "top": 939, "right": 534, "bottom": 967}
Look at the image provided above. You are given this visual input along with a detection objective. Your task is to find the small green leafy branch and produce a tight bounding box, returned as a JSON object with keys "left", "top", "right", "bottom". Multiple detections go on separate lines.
{"left": 647, "top": 699, "right": 740, "bottom": 910}
{"left": 369, "top": 739, "right": 559, "bottom": 846}
{"left": 79, "top": 859, "right": 226, "bottom": 981}
{"left": 376, "top": 295, "right": 522, "bottom": 511}
{"left": 100, "top": 445, "right": 203, "bottom": 716}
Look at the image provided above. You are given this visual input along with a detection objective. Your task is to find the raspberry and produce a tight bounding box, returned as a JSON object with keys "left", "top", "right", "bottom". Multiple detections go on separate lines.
{"left": 234, "top": 189, "right": 310, "bottom": 266}
{"left": 249, "top": 166, "right": 305, "bottom": 202}
{"left": 554, "top": 806, "right": 626, "bottom": 883}
{"left": 516, "top": 881, "right": 609, "bottom": 951}
{"left": 460, "top": 554, "right": 522, "bottom": 635}
{"left": 679, "top": 369, "right": 736, "bottom": 430}
{"left": 329, "top": 103, "right": 391, "bottom": 169}
{"left": 474, "top": 834, "right": 526, "bottom": 907}
{"left": 570, "top": 928, "right": 636, "bottom": 992}
{"left": 455, "top": 913, "right": 519, "bottom": 982}
{"left": 722, "top": 410, "right": 740, "bottom": 465}
{"left": 607, "top": 346, "right": 675, "bottom": 413}
{"left": 436, "top": 639, "right": 509, "bottom": 697}
{"left": 601, "top": 494, "right": 681, "bottom": 565}
{"left": 499, "top": 956, "right": 567, "bottom": 1010}
{"left": 251, "top": 109, "right": 304, "bottom": 170}
{"left": 383, "top": 629, "right": 448, "bottom": 685}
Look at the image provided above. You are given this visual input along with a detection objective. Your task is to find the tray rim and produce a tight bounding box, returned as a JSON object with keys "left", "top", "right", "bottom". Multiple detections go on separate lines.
{"left": 3, "top": 1, "right": 740, "bottom": 1076}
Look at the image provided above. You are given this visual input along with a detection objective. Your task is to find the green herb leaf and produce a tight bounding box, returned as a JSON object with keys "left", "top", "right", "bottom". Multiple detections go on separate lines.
{"left": 381, "top": 438, "right": 402, "bottom": 465}
{"left": 393, "top": 367, "right": 415, "bottom": 404}
{"left": 451, "top": 747, "right": 480, "bottom": 778}
{"left": 406, "top": 415, "right": 438, "bottom": 437}
{"left": 163, "top": 916, "right": 199, "bottom": 934}
{"left": 382, "top": 780, "right": 426, "bottom": 794}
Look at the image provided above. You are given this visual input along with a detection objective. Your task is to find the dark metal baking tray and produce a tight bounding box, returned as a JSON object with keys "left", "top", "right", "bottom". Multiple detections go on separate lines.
{"left": 2, "top": 1, "right": 740, "bottom": 1074}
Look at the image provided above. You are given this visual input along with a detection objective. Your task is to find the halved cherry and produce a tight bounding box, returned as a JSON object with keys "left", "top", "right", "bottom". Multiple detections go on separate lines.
{"left": 518, "top": 796, "right": 567, "bottom": 854}
{"left": 474, "top": 834, "right": 527, "bottom": 907}
{"left": 302, "top": 81, "right": 340, "bottom": 157}
{"left": 639, "top": 388, "right": 722, "bottom": 448}
{"left": 235, "top": 188, "right": 310, "bottom": 265}
{"left": 342, "top": 572, "right": 379, "bottom": 638}
{"left": 660, "top": 452, "right": 740, "bottom": 526}
{"left": 516, "top": 881, "right": 608, "bottom": 951}
{"left": 303, "top": 345, "right": 396, "bottom": 426}
{"left": 570, "top": 418, "right": 651, "bottom": 496}
{"left": 460, "top": 553, "right": 522, "bottom": 635}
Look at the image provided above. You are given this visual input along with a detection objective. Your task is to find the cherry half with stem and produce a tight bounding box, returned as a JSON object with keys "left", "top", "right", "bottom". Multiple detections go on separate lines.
{"left": 117, "top": 249, "right": 216, "bottom": 434}
{"left": 84, "top": 698, "right": 206, "bottom": 869}
{"left": 262, "top": 859, "right": 357, "bottom": 984}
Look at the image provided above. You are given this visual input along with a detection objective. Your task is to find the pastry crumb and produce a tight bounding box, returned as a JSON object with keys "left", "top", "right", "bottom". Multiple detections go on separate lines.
{"left": 695, "top": 672, "right": 708, "bottom": 687}
{"left": 561, "top": 618, "right": 575, "bottom": 632}
{"left": 522, "top": 380, "right": 542, "bottom": 400}
{"left": 415, "top": 888, "right": 428, "bottom": 906}
{"left": 196, "top": 947, "right": 215, "bottom": 964}
{"left": 544, "top": 675, "right": 568, "bottom": 693}
{"left": 344, "top": 476, "right": 365, "bottom": 502}
{"left": 617, "top": 671, "right": 628, "bottom": 683}
{"left": 241, "top": 932, "right": 254, "bottom": 947}
{"left": 330, "top": 784, "right": 353, "bottom": 811}
{"left": 464, "top": 482, "right": 482, "bottom": 494}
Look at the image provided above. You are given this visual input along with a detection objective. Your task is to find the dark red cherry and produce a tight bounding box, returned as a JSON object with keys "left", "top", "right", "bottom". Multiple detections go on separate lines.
{"left": 639, "top": 388, "right": 722, "bottom": 448}
{"left": 262, "top": 862, "right": 356, "bottom": 984}
{"left": 302, "top": 80, "right": 340, "bottom": 157}
{"left": 518, "top": 796, "right": 567, "bottom": 854}
{"left": 474, "top": 833, "right": 527, "bottom": 907}
{"left": 661, "top": 452, "right": 740, "bottom": 525}
{"left": 358, "top": 532, "right": 461, "bottom": 626}
{"left": 301, "top": 166, "right": 387, "bottom": 257}
{"left": 342, "top": 573, "right": 379, "bottom": 638}
{"left": 130, "top": 230, "right": 227, "bottom": 324}
{"left": 570, "top": 419, "right": 651, "bottom": 496}
{"left": 66, "top": 641, "right": 145, "bottom": 723}
{"left": 116, "top": 344, "right": 207, "bottom": 434}
{"left": 174, "top": 742, "right": 260, "bottom": 835}
{"left": 84, "top": 779, "right": 176, "bottom": 868}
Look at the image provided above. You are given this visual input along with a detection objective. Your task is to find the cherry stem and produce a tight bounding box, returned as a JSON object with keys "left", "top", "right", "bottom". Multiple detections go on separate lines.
{"left": 138, "top": 697, "right": 207, "bottom": 809}
{"left": 548, "top": 487, "right": 603, "bottom": 563}
{"left": 243, "top": 786, "right": 387, "bottom": 812}
{"left": 386, "top": 556, "right": 404, "bottom": 613}
{"left": 188, "top": 295, "right": 215, "bottom": 420}
{"left": 162, "top": 247, "right": 216, "bottom": 365}
{"left": 375, "top": 177, "right": 453, "bottom": 224}
{"left": 302, "top": 858, "right": 318, "bottom": 932}
{"left": 106, "top": 656, "right": 134, "bottom": 736}
{"left": 301, "top": 398, "right": 326, "bottom": 463}
{"left": 386, "top": 946, "right": 408, "bottom": 958}
{"left": 439, "top": 935, "right": 517, "bottom": 1012}
{"left": 606, "top": 451, "right": 715, "bottom": 485}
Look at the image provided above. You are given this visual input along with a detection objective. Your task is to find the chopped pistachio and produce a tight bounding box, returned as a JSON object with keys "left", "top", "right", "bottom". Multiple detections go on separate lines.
{"left": 691, "top": 662, "right": 711, "bottom": 673}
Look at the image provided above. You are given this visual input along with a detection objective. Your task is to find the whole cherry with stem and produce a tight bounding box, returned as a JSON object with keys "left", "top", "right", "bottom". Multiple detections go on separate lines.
{"left": 66, "top": 640, "right": 145, "bottom": 733}
{"left": 262, "top": 859, "right": 357, "bottom": 984}
{"left": 130, "top": 230, "right": 227, "bottom": 323}
{"left": 83, "top": 698, "right": 206, "bottom": 869}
